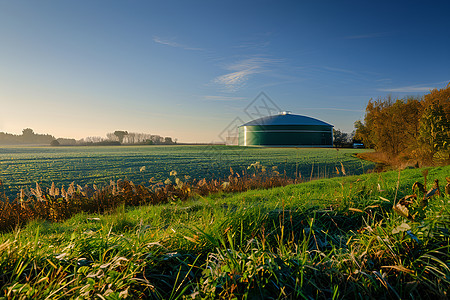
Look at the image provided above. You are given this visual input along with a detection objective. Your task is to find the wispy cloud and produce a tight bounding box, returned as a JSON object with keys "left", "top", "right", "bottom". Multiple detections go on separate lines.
{"left": 213, "top": 56, "right": 282, "bottom": 92}
{"left": 303, "top": 107, "right": 365, "bottom": 113}
{"left": 344, "top": 32, "right": 391, "bottom": 40}
{"left": 321, "top": 66, "right": 358, "bottom": 75}
{"left": 233, "top": 32, "right": 273, "bottom": 50}
{"left": 153, "top": 36, "right": 203, "bottom": 51}
{"left": 378, "top": 86, "right": 434, "bottom": 93}
{"left": 202, "top": 95, "right": 246, "bottom": 101}
{"left": 233, "top": 41, "right": 271, "bottom": 50}
{"left": 378, "top": 80, "right": 450, "bottom": 93}
{"left": 378, "top": 81, "right": 442, "bottom": 92}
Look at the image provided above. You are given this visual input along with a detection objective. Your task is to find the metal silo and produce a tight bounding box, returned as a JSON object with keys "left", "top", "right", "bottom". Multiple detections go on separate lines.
{"left": 238, "top": 111, "right": 333, "bottom": 147}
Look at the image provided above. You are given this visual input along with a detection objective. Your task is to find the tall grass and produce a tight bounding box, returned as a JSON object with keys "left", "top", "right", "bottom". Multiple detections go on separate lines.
{"left": 0, "top": 167, "right": 295, "bottom": 232}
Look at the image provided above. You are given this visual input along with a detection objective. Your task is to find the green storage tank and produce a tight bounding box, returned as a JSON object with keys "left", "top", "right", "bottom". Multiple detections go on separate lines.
{"left": 238, "top": 111, "right": 333, "bottom": 147}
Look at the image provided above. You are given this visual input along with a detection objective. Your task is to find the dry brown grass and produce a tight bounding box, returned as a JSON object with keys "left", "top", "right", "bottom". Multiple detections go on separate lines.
{"left": 357, "top": 149, "right": 450, "bottom": 172}
{"left": 0, "top": 171, "right": 296, "bottom": 232}
{"left": 356, "top": 151, "right": 423, "bottom": 171}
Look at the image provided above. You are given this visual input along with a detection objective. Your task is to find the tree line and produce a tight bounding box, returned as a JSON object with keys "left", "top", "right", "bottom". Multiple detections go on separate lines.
{"left": 0, "top": 128, "right": 177, "bottom": 146}
{"left": 55, "top": 130, "right": 177, "bottom": 146}
{"left": 332, "top": 128, "right": 355, "bottom": 148}
{"left": 0, "top": 128, "right": 55, "bottom": 145}
{"left": 105, "top": 131, "right": 177, "bottom": 145}
{"left": 354, "top": 83, "right": 450, "bottom": 164}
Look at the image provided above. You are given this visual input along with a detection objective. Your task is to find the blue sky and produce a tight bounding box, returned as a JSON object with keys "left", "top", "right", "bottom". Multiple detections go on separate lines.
{"left": 0, "top": 1, "right": 449, "bottom": 142}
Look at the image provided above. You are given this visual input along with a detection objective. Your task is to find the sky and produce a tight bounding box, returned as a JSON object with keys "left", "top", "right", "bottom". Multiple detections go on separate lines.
{"left": 1, "top": 0, "right": 449, "bottom": 143}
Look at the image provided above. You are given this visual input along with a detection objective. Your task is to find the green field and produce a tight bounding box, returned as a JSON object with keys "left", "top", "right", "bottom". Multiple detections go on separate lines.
{"left": 1, "top": 164, "right": 448, "bottom": 298}
{"left": 0, "top": 145, "right": 374, "bottom": 198}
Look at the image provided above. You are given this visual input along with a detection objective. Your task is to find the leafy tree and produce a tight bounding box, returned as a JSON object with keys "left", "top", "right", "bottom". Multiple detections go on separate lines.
{"left": 114, "top": 131, "right": 128, "bottom": 144}
{"left": 423, "top": 84, "right": 450, "bottom": 122}
{"left": 20, "top": 128, "right": 54, "bottom": 144}
{"left": 354, "top": 84, "right": 449, "bottom": 163}
{"left": 353, "top": 120, "right": 372, "bottom": 148}
{"left": 361, "top": 97, "right": 400, "bottom": 155}
{"left": 50, "top": 140, "right": 60, "bottom": 146}
{"left": 57, "top": 138, "right": 77, "bottom": 145}
{"left": 355, "top": 96, "right": 422, "bottom": 156}
{"left": 22, "top": 128, "right": 35, "bottom": 137}
{"left": 401, "top": 97, "right": 423, "bottom": 151}
{"left": 418, "top": 104, "right": 450, "bottom": 162}
{"left": 333, "top": 129, "right": 349, "bottom": 147}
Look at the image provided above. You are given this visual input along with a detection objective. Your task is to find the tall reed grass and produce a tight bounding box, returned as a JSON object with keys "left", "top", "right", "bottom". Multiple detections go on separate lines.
{"left": 0, "top": 167, "right": 296, "bottom": 232}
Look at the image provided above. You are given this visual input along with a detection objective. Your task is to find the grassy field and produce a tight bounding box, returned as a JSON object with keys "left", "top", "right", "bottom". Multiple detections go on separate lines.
{"left": 0, "top": 164, "right": 449, "bottom": 299}
{"left": 0, "top": 145, "right": 374, "bottom": 199}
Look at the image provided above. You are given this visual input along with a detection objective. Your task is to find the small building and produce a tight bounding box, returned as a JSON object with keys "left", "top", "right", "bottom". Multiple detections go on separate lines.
{"left": 238, "top": 111, "right": 333, "bottom": 147}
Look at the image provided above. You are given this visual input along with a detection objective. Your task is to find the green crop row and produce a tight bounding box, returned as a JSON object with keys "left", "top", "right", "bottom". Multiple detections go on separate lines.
{"left": 0, "top": 145, "right": 374, "bottom": 199}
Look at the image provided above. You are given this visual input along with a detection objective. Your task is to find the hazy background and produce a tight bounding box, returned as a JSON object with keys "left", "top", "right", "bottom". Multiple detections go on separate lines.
{"left": 1, "top": 0, "right": 449, "bottom": 142}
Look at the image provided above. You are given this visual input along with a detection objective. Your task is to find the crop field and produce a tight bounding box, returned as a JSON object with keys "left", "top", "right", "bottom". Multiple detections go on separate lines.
{"left": 0, "top": 145, "right": 374, "bottom": 198}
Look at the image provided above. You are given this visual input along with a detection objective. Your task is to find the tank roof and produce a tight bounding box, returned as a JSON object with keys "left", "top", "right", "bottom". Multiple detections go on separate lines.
{"left": 241, "top": 112, "right": 333, "bottom": 127}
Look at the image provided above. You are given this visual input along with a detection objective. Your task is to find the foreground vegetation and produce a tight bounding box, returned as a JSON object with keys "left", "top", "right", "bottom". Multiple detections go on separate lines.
{"left": 0, "top": 165, "right": 449, "bottom": 299}
{"left": 0, "top": 166, "right": 295, "bottom": 231}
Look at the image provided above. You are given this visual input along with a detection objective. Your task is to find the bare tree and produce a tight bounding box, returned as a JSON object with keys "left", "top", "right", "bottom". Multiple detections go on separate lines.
{"left": 124, "top": 132, "right": 136, "bottom": 144}
{"left": 106, "top": 133, "right": 119, "bottom": 141}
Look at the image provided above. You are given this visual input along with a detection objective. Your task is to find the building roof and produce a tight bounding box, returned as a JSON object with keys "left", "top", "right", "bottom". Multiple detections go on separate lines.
{"left": 241, "top": 112, "right": 333, "bottom": 127}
